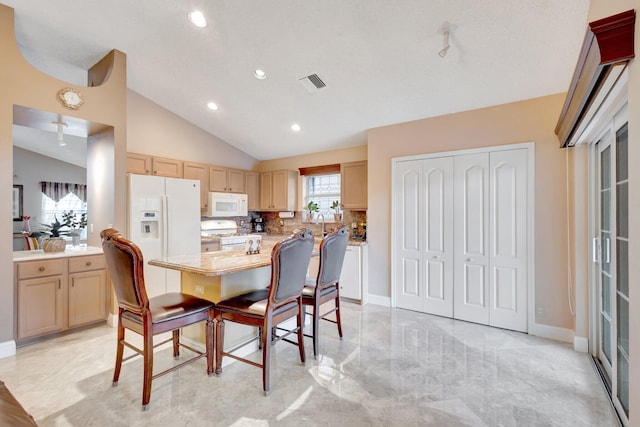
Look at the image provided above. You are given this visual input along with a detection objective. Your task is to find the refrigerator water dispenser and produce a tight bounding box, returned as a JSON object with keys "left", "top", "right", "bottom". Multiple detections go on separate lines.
{"left": 140, "top": 211, "right": 159, "bottom": 238}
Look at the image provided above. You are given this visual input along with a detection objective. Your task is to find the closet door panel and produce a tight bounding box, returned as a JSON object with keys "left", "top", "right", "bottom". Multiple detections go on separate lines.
{"left": 394, "top": 160, "right": 423, "bottom": 311}
{"left": 423, "top": 157, "right": 453, "bottom": 317}
{"left": 454, "top": 153, "right": 490, "bottom": 325}
{"left": 489, "top": 149, "right": 528, "bottom": 332}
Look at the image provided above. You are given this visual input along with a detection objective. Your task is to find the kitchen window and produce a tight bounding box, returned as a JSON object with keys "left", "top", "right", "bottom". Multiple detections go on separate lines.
{"left": 299, "top": 164, "right": 341, "bottom": 221}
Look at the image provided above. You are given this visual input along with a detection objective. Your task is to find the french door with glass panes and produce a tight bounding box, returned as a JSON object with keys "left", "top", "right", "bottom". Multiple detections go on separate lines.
{"left": 593, "top": 106, "right": 628, "bottom": 423}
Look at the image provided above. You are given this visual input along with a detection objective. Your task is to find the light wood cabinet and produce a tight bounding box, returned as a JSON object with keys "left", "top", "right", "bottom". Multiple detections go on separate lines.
{"left": 126, "top": 153, "right": 152, "bottom": 175}
{"left": 341, "top": 161, "right": 367, "bottom": 209}
{"left": 246, "top": 172, "right": 259, "bottom": 211}
{"left": 15, "top": 254, "right": 109, "bottom": 342}
{"left": 68, "top": 255, "right": 108, "bottom": 328}
{"left": 259, "top": 170, "right": 297, "bottom": 211}
{"left": 201, "top": 241, "right": 220, "bottom": 253}
{"left": 152, "top": 157, "right": 183, "bottom": 178}
{"left": 17, "top": 275, "right": 66, "bottom": 340}
{"left": 210, "top": 166, "right": 246, "bottom": 193}
{"left": 183, "top": 162, "right": 210, "bottom": 211}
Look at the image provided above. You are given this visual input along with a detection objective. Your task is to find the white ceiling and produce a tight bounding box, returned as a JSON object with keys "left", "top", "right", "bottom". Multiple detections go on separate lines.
{"left": 4, "top": 0, "right": 591, "bottom": 161}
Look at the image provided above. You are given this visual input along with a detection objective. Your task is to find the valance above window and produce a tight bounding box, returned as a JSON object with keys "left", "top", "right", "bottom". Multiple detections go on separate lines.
{"left": 298, "top": 164, "right": 340, "bottom": 176}
{"left": 40, "top": 181, "right": 87, "bottom": 202}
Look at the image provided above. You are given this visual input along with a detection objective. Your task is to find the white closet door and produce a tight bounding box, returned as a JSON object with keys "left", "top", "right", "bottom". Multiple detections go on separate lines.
{"left": 489, "top": 149, "right": 528, "bottom": 332}
{"left": 394, "top": 160, "right": 423, "bottom": 311}
{"left": 394, "top": 157, "right": 454, "bottom": 315}
{"left": 422, "top": 157, "right": 454, "bottom": 317}
{"left": 453, "top": 153, "right": 490, "bottom": 325}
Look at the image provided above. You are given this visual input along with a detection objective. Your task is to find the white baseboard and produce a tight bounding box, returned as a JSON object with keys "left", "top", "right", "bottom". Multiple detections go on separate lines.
{"left": 0, "top": 340, "right": 16, "bottom": 359}
{"left": 107, "top": 313, "right": 117, "bottom": 328}
{"left": 365, "top": 294, "right": 391, "bottom": 307}
{"left": 573, "top": 336, "right": 589, "bottom": 353}
{"left": 532, "top": 322, "right": 574, "bottom": 344}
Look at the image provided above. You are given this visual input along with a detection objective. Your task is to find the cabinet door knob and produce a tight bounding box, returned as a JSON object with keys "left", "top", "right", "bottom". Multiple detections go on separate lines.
{"left": 38, "top": 266, "right": 45, "bottom": 272}
{"left": 432, "top": 255, "right": 439, "bottom": 259}
{"left": 466, "top": 258, "right": 473, "bottom": 262}
{"left": 86, "top": 261, "right": 91, "bottom": 266}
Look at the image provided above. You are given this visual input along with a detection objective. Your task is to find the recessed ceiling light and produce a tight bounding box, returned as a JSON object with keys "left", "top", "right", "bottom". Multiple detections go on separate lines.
{"left": 291, "top": 123, "right": 301, "bottom": 132}
{"left": 207, "top": 101, "right": 218, "bottom": 111}
{"left": 188, "top": 10, "right": 207, "bottom": 28}
{"left": 253, "top": 69, "right": 267, "bottom": 80}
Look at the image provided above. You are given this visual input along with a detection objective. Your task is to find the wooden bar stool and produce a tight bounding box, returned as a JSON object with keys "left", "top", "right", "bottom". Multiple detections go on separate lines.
{"left": 101, "top": 228, "right": 215, "bottom": 410}
{"left": 214, "top": 228, "right": 314, "bottom": 395}
{"left": 302, "top": 226, "right": 349, "bottom": 358}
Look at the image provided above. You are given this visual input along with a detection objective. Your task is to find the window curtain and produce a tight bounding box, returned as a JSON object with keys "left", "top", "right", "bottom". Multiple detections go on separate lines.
{"left": 40, "top": 181, "right": 87, "bottom": 202}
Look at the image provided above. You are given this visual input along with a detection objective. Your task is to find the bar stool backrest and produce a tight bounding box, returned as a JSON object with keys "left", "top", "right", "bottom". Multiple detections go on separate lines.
{"left": 269, "top": 228, "right": 314, "bottom": 304}
{"left": 316, "top": 226, "right": 349, "bottom": 288}
{"left": 101, "top": 228, "right": 149, "bottom": 315}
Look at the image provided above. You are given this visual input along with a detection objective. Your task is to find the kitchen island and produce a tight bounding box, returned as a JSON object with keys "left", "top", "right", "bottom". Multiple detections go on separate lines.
{"left": 148, "top": 238, "right": 319, "bottom": 358}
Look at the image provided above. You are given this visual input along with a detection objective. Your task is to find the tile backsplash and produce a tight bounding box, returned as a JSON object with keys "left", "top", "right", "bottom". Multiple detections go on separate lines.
{"left": 201, "top": 210, "right": 367, "bottom": 240}
{"left": 255, "top": 210, "right": 367, "bottom": 240}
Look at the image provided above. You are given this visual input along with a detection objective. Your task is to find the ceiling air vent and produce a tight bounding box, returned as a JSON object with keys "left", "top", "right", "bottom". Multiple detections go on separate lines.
{"left": 298, "top": 73, "right": 327, "bottom": 93}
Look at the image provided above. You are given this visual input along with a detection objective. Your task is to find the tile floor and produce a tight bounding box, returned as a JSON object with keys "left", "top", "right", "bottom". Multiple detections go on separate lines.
{"left": 0, "top": 302, "right": 619, "bottom": 426}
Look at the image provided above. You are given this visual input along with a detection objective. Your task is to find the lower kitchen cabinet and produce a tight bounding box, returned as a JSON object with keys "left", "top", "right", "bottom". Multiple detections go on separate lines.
{"left": 67, "top": 254, "right": 108, "bottom": 329}
{"left": 17, "top": 275, "right": 66, "bottom": 340}
{"left": 15, "top": 253, "right": 109, "bottom": 342}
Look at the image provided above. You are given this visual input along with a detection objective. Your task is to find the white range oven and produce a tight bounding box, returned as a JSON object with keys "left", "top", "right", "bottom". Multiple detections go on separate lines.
{"left": 201, "top": 219, "right": 248, "bottom": 251}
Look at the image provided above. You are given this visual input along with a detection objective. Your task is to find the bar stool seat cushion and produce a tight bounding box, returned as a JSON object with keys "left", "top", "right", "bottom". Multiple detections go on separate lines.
{"left": 216, "top": 289, "right": 298, "bottom": 318}
{"left": 122, "top": 293, "right": 215, "bottom": 325}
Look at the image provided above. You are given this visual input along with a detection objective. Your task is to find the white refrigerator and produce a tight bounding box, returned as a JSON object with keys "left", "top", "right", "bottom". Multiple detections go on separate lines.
{"left": 127, "top": 174, "right": 201, "bottom": 298}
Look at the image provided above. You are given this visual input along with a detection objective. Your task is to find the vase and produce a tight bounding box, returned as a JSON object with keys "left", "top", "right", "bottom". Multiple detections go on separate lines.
{"left": 334, "top": 213, "right": 342, "bottom": 222}
{"left": 42, "top": 237, "right": 66, "bottom": 253}
{"left": 306, "top": 212, "right": 314, "bottom": 222}
{"left": 71, "top": 234, "right": 80, "bottom": 247}
{"left": 21, "top": 217, "right": 31, "bottom": 234}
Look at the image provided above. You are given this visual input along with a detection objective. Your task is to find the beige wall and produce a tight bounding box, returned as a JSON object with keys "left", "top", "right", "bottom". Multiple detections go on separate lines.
{"left": 0, "top": 4, "right": 127, "bottom": 346}
{"left": 368, "top": 93, "right": 572, "bottom": 329}
{"left": 586, "top": 1, "right": 638, "bottom": 422}
{"left": 257, "top": 145, "right": 367, "bottom": 172}
{"left": 127, "top": 91, "right": 258, "bottom": 170}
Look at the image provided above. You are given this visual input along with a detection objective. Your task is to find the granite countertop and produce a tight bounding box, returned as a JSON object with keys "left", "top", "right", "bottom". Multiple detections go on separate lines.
{"left": 13, "top": 245, "right": 104, "bottom": 262}
{"left": 149, "top": 240, "right": 320, "bottom": 277}
{"left": 262, "top": 234, "right": 367, "bottom": 246}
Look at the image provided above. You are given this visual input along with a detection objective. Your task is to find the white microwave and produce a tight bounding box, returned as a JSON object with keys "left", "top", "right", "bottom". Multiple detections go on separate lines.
{"left": 207, "top": 192, "right": 248, "bottom": 217}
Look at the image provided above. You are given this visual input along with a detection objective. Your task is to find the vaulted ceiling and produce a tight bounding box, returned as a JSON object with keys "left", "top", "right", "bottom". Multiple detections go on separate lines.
{"left": 4, "top": 0, "right": 590, "bottom": 160}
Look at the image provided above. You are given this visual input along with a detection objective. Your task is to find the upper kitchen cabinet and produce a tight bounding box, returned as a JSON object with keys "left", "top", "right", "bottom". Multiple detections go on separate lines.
{"left": 126, "top": 153, "right": 152, "bottom": 175}
{"left": 341, "top": 161, "right": 367, "bottom": 209}
{"left": 152, "top": 157, "right": 183, "bottom": 178}
{"left": 209, "top": 166, "right": 246, "bottom": 193}
{"left": 183, "top": 162, "right": 210, "bottom": 211}
{"left": 246, "top": 172, "right": 259, "bottom": 211}
{"left": 259, "top": 170, "right": 297, "bottom": 211}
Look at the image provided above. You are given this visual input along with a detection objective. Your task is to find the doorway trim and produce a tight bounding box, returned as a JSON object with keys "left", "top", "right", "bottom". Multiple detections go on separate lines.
{"left": 391, "top": 141, "right": 535, "bottom": 334}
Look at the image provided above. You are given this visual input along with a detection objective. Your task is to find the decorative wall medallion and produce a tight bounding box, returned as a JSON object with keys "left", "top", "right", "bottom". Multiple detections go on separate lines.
{"left": 57, "top": 88, "right": 84, "bottom": 110}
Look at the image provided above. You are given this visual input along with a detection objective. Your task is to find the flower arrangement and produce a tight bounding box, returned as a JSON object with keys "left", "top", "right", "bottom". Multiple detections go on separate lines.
{"left": 41, "top": 211, "right": 87, "bottom": 237}
{"left": 330, "top": 200, "right": 342, "bottom": 222}
{"left": 304, "top": 201, "right": 319, "bottom": 220}
{"left": 61, "top": 211, "right": 87, "bottom": 235}
{"left": 41, "top": 215, "right": 69, "bottom": 237}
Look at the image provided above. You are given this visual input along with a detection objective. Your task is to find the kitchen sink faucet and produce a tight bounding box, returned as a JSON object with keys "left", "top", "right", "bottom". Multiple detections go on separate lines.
{"left": 317, "top": 214, "right": 325, "bottom": 237}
